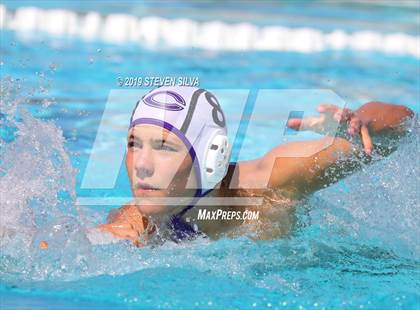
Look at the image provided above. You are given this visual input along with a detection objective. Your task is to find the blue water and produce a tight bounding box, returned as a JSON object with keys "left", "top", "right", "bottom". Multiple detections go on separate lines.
{"left": 1, "top": 2, "right": 419, "bottom": 309}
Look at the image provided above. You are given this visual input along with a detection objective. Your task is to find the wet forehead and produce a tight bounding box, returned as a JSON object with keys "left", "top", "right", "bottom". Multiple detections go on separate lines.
{"left": 129, "top": 124, "right": 182, "bottom": 145}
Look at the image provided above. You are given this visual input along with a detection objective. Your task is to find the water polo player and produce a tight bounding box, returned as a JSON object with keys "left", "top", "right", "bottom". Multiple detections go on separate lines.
{"left": 98, "top": 86, "right": 414, "bottom": 245}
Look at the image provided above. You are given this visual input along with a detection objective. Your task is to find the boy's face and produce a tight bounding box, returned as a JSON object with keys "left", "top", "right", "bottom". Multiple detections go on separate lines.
{"left": 126, "top": 124, "right": 197, "bottom": 215}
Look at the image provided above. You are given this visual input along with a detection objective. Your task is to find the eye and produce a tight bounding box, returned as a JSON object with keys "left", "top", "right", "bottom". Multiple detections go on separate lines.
{"left": 128, "top": 141, "right": 142, "bottom": 149}
{"left": 156, "top": 143, "right": 177, "bottom": 152}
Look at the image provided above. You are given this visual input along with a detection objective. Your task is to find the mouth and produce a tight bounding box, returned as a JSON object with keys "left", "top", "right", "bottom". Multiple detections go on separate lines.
{"left": 135, "top": 182, "right": 160, "bottom": 192}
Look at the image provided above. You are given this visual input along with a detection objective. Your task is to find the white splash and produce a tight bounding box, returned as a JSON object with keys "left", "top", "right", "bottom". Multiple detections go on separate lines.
{"left": 0, "top": 76, "right": 82, "bottom": 280}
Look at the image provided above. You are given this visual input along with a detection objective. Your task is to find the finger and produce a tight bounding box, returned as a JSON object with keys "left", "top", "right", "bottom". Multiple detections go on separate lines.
{"left": 347, "top": 117, "right": 361, "bottom": 136}
{"left": 133, "top": 240, "right": 142, "bottom": 247}
{"left": 99, "top": 222, "right": 129, "bottom": 230}
{"left": 287, "top": 118, "right": 302, "bottom": 129}
{"left": 360, "top": 124, "right": 373, "bottom": 155}
{"left": 112, "top": 228, "right": 139, "bottom": 240}
{"left": 287, "top": 116, "right": 324, "bottom": 131}
{"left": 98, "top": 223, "right": 139, "bottom": 239}
{"left": 317, "top": 104, "right": 341, "bottom": 115}
{"left": 97, "top": 224, "right": 118, "bottom": 235}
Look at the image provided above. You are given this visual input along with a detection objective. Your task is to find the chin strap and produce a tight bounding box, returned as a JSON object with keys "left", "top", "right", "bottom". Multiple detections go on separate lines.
{"left": 173, "top": 188, "right": 213, "bottom": 219}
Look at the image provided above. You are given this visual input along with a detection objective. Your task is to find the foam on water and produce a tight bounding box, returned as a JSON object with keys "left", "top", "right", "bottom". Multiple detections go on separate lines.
{"left": 0, "top": 76, "right": 81, "bottom": 281}
{"left": 306, "top": 122, "right": 420, "bottom": 259}
{"left": 0, "top": 5, "right": 419, "bottom": 57}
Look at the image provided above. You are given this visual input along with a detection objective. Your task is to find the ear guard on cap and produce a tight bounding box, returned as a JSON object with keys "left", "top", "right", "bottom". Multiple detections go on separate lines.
{"left": 202, "top": 130, "right": 231, "bottom": 190}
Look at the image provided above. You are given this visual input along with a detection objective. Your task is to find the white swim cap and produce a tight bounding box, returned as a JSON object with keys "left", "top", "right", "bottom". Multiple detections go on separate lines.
{"left": 129, "top": 86, "right": 231, "bottom": 196}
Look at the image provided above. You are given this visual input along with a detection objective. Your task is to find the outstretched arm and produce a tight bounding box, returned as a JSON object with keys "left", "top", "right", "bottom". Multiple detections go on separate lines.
{"left": 237, "top": 102, "right": 414, "bottom": 198}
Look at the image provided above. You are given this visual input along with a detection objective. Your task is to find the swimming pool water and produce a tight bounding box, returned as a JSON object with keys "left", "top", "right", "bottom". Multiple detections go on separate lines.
{"left": 1, "top": 2, "right": 419, "bottom": 309}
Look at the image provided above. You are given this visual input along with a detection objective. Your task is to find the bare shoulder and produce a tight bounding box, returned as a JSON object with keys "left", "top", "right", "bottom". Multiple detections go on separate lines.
{"left": 218, "top": 158, "right": 298, "bottom": 199}
{"left": 220, "top": 149, "right": 305, "bottom": 192}
{"left": 218, "top": 161, "right": 261, "bottom": 193}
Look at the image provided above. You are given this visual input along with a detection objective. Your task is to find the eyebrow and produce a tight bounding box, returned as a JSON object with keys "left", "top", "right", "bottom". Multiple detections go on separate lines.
{"left": 128, "top": 134, "right": 140, "bottom": 142}
{"left": 152, "top": 138, "right": 180, "bottom": 148}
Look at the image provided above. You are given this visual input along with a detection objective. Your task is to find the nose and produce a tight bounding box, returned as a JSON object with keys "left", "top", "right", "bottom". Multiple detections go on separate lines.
{"left": 134, "top": 147, "right": 154, "bottom": 179}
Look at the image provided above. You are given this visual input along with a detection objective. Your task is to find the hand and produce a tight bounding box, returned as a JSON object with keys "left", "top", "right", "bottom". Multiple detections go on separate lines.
{"left": 98, "top": 222, "right": 144, "bottom": 247}
{"left": 287, "top": 103, "right": 373, "bottom": 154}
{"left": 98, "top": 205, "right": 147, "bottom": 247}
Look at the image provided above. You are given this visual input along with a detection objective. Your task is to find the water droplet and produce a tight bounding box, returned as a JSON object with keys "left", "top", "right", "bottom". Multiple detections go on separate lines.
{"left": 42, "top": 99, "right": 52, "bottom": 107}
{"left": 49, "top": 62, "right": 58, "bottom": 71}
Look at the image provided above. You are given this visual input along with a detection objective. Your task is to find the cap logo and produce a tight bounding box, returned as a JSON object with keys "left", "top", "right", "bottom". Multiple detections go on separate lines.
{"left": 143, "top": 90, "right": 186, "bottom": 111}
